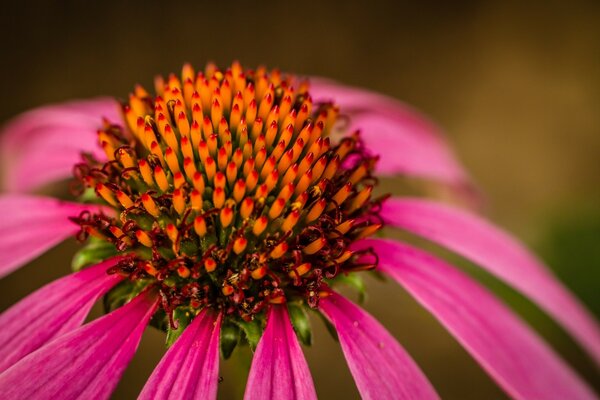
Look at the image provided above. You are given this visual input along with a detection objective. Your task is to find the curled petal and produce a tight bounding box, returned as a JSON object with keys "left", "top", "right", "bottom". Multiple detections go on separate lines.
{"left": 0, "top": 194, "right": 108, "bottom": 278}
{"left": 359, "top": 238, "right": 596, "bottom": 400}
{"left": 380, "top": 197, "right": 600, "bottom": 366}
{"left": 309, "top": 77, "right": 470, "bottom": 186}
{"left": 139, "top": 310, "right": 222, "bottom": 400}
{"left": 0, "top": 291, "right": 158, "bottom": 400}
{"left": 0, "top": 97, "right": 120, "bottom": 192}
{"left": 244, "top": 305, "right": 317, "bottom": 400}
{"left": 319, "top": 292, "right": 439, "bottom": 400}
{"left": 0, "top": 257, "right": 124, "bottom": 372}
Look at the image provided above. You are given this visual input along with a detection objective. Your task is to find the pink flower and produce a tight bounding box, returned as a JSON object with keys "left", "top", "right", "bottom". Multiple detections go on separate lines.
{"left": 0, "top": 62, "right": 598, "bottom": 400}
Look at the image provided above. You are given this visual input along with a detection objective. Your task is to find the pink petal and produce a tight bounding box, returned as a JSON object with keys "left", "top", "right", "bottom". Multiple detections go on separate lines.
{"left": 0, "top": 257, "right": 124, "bottom": 372}
{"left": 244, "top": 305, "right": 317, "bottom": 400}
{"left": 0, "top": 290, "right": 158, "bottom": 400}
{"left": 319, "top": 293, "right": 439, "bottom": 400}
{"left": 0, "top": 194, "right": 108, "bottom": 278}
{"left": 380, "top": 197, "right": 600, "bottom": 366}
{"left": 0, "top": 98, "right": 121, "bottom": 192}
{"left": 139, "top": 310, "right": 222, "bottom": 400}
{"left": 309, "top": 77, "right": 470, "bottom": 186}
{"left": 359, "top": 238, "right": 596, "bottom": 400}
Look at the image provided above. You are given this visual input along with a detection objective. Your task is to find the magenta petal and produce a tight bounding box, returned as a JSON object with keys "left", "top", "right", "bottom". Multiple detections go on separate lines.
{"left": 0, "top": 97, "right": 120, "bottom": 192}
{"left": 0, "top": 257, "right": 124, "bottom": 372}
{"left": 0, "top": 194, "right": 107, "bottom": 278}
{"left": 0, "top": 291, "right": 157, "bottom": 400}
{"left": 139, "top": 310, "right": 222, "bottom": 400}
{"left": 319, "top": 293, "right": 439, "bottom": 400}
{"left": 309, "top": 77, "right": 470, "bottom": 186}
{"left": 380, "top": 197, "right": 600, "bottom": 366}
{"left": 360, "top": 238, "right": 596, "bottom": 400}
{"left": 244, "top": 305, "right": 317, "bottom": 400}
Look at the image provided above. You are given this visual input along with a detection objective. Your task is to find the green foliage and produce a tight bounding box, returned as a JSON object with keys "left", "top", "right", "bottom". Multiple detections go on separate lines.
{"left": 288, "top": 303, "right": 313, "bottom": 345}
{"left": 71, "top": 238, "right": 117, "bottom": 271}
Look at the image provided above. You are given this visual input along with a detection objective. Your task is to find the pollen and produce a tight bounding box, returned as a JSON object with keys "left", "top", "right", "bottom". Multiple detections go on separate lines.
{"left": 72, "top": 61, "right": 383, "bottom": 322}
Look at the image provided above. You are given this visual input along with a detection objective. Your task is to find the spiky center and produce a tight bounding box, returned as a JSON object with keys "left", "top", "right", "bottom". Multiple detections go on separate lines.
{"left": 72, "top": 62, "right": 382, "bottom": 325}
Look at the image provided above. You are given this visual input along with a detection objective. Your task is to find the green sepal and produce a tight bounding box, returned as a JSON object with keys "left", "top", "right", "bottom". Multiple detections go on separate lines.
{"left": 71, "top": 238, "right": 118, "bottom": 272}
{"left": 166, "top": 307, "right": 193, "bottom": 348}
{"left": 103, "top": 278, "right": 152, "bottom": 314}
{"left": 77, "top": 187, "right": 102, "bottom": 204}
{"left": 288, "top": 304, "right": 313, "bottom": 346}
{"left": 220, "top": 320, "right": 241, "bottom": 359}
{"left": 332, "top": 273, "right": 367, "bottom": 304}
{"left": 314, "top": 310, "right": 339, "bottom": 343}
{"left": 232, "top": 317, "right": 264, "bottom": 350}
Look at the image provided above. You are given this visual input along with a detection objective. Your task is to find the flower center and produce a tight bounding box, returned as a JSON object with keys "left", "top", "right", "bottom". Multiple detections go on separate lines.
{"left": 71, "top": 62, "right": 383, "bottom": 328}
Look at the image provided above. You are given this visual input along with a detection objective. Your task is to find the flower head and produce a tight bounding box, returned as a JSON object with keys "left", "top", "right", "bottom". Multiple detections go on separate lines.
{"left": 0, "top": 62, "right": 598, "bottom": 400}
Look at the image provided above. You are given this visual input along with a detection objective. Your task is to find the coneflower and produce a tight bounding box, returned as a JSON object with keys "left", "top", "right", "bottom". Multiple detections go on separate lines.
{"left": 0, "top": 62, "right": 597, "bottom": 400}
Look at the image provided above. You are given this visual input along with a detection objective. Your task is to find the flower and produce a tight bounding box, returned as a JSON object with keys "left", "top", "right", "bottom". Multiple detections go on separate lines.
{"left": 0, "top": 62, "right": 598, "bottom": 400}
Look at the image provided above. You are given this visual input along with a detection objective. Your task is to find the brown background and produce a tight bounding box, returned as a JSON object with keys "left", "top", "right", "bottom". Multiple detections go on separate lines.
{"left": 1, "top": 1, "right": 599, "bottom": 398}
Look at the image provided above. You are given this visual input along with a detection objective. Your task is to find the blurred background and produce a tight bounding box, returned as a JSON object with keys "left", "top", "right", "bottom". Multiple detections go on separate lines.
{"left": 1, "top": 0, "right": 599, "bottom": 398}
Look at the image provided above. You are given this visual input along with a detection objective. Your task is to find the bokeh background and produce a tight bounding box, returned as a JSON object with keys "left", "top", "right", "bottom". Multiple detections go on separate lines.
{"left": 1, "top": 1, "right": 599, "bottom": 398}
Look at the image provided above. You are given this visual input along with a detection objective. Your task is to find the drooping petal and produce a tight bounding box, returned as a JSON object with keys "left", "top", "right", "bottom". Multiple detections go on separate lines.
{"left": 358, "top": 238, "right": 596, "bottom": 400}
{"left": 319, "top": 292, "right": 439, "bottom": 400}
{"left": 0, "top": 194, "right": 108, "bottom": 278}
{"left": 138, "top": 310, "right": 222, "bottom": 400}
{"left": 309, "top": 77, "right": 470, "bottom": 186}
{"left": 244, "top": 305, "right": 317, "bottom": 400}
{"left": 380, "top": 197, "right": 600, "bottom": 366}
{"left": 0, "top": 257, "right": 124, "bottom": 372}
{"left": 0, "top": 97, "right": 121, "bottom": 192}
{"left": 0, "top": 290, "right": 158, "bottom": 400}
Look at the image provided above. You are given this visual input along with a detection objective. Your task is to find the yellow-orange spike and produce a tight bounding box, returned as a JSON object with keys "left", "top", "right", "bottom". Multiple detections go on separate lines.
{"left": 166, "top": 223, "right": 178, "bottom": 243}
{"left": 162, "top": 124, "right": 179, "bottom": 152}
{"left": 141, "top": 123, "right": 158, "bottom": 150}
{"left": 211, "top": 98, "right": 222, "bottom": 128}
{"left": 173, "top": 188, "right": 186, "bottom": 215}
{"left": 177, "top": 265, "right": 191, "bottom": 279}
{"left": 252, "top": 216, "right": 268, "bottom": 236}
{"left": 322, "top": 155, "right": 340, "bottom": 180}
{"left": 294, "top": 192, "right": 309, "bottom": 210}
{"left": 138, "top": 159, "right": 154, "bottom": 187}
{"left": 183, "top": 157, "right": 197, "bottom": 180}
{"left": 135, "top": 230, "right": 153, "bottom": 247}
{"left": 198, "top": 141, "right": 209, "bottom": 164}
{"left": 109, "top": 226, "right": 132, "bottom": 246}
{"left": 245, "top": 170, "right": 259, "bottom": 191}
{"left": 183, "top": 79, "right": 195, "bottom": 107}
{"left": 258, "top": 92, "right": 273, "bottom": 121}
{"left": 275, "top": 182, "right": 294, "bottom": 202}
{"left": 232, "top": 149, "right": 243, "bottom": 168}
{"left": 250, "top": 118, "right": 264, "bottom": 140}
{"left": 280, "top": 123, "right": 294, "bottom": 147}
{"left": 335, "top": 219, "right": 355, "bottom": 235}
{"left": 311, "top": 156, "right": 328, "bottom": 183}
{"left": 264, "top": 170, "right": 279, "bottom": 193}
{"left": 243, "top": 82, "right": 255, "bottom": 107}
{"left": 153, "top": 165, "right": 170, "bottom": 192}
{"left": 123, "top": 105, "right": 138, "bottom": 133}
{"left": 309, "top": 121, "right": 324, "bottom": 147}
{"left": 204, "top": 257, "right": 217, "bottom": 272}
{"left": 190, "top": 189, "right": 203, "bottom": 210}
{"left": 265, "top": 120, "right": 278, "bottom": 148}
{"left": 194, "top": 216, "right": 207, "bottom": 236}
{"left": 173, "top": 170, "right": 184, "bottom": 190}
{"left": 281, "top": 163, "right": 298, "bottom": 186}
{"left": 294, "top": 170, "right": 313, "bottom": 195}
{"left": 222, "top": 284, "right": 234, "bottom": 296}
{"left": 96, "top": 183, "right": 118, "bottom": 207}
{"left": 214, "top": 171, "right": 226, "bottom": 189}
{"left": 266, "top": 104, "right": 279, "bottom": 129}
{"left": 303, "top": 237, "right": 326, "bottom": 255}
{"left": 279, "top": 95, "right": 293, "bottom": 123}
{"left": 319, "top": 137, "right": 331, "bottom": 158}
{"left": 238, "top": 123, "right": 249, "bottom": 146}
{"left": 220, "top": 207, "right": 233, "bottom": 227}
{"left": 348, "top": 185, "right": 373, "bottom": 213}
{"left": 116, "top": 191, "right": 134, "bottom": 209}
{"left": 218, "top": 116, "right": 229, "bottom": 137}
{"left": 205, "top": 156, "right": 216, "bottom": 181}
{"left": 251, "top": 265, "right": 267, "bottom": 280}
{"left": 202, "top": 116, "right": 214, "bottom": 141}
{"left": 281, "top": 109, "right": 297, "bottom": 133}
{"left": 221, "top": 79, "right": 232, "bottom": 111}
{"left": 233, "top": 179, "right": 246, "bottom": 203}
{"left": 156, "top": 113, "right": 168, "bottom": 137}
{"left": 213, "top": 187, "right": 225, "bottom": 208}
{"left": 192, "top": 171, "right": 205, "bottom": 193}
{"left": 335, "top": 138, "right": 355, "bottom": 160}
{"left": 260, "top": 156, "right": 276, "bottom": 180}
{"left": 270, "top": 242, "right": 288, "bottom": 259}
{"left": 271, "top": 140, "right": 286, "bottom": 162}
{"left": 217, "top": 147, "right": 228, "bottom": 171}
{"left": 295, "top": 98, "right": 312, "bottom": 131}
{"left": 291, "top": 139, "right": 304, "bottom": 164}
{"left": 233, "top": 237, "right": 247, "bottom": 254}
{"left": 142, "top": 193, "right": 160, "bottom": 217}
{"left": 177, "top": 111, "right": 190, "bottom": 137}
{"left": 190, "top": 120, "right": 202, "bottom": 151}
{"left": 134, "top": 84, "right": 149, "bottom": 98}
{"left": 335, "top": 250, "right": 353, "bottom": 263}
{"left": 240, "top": 197, "right": 254, "bottom": 219}
{"left": 229, "top": 104, "right": 241, "bottom": 131}
{"left": 207, "top": 134, "right": 218, "bottom": 157}
{"left": 150, "top": 141, "right": 165, "bottom": 167}
{"left": 298, "top": 122, "right": 313, "bottom": 145}
{"left": 297, "top": 152, "right": 314, "bottom": 177}
{"left": 101, "top": 141, "right": 116, "bottom": 161}
{"left": 129, "top": 93, "right": 148, "bottom": 116}
{"left": 243, "top": 157, "right": 255, "bottom": 176}
{"left": 143, "top": 261, "right": 158, "bottom": 276}
{"left": 307, "top": 136, "right": 323, "bottom": 158}
{"left": 225, "top": 161, "right": 237, "bottom": 185}
{"left": 246, "top": 99, "right": 257, "bottom": 125}
{"left": 289, "top": 262, "right": 311, "bottom": 278}
{"left": 242, "top": 142, "right": 253, "bottom": 161}
{"left": 355, "top": 224, "right": 382, "bottom": 240}
{"left": 224, "top": 139, "right": 232, "bottom": 159}
{"left": 281, "top": 209, "right": 300, "bottom": 232}
{"left": 349, "top": 163, "right": 368, "bottom": 184}
{"left": 197, "top": 78, "right": 211, "bottom": 111}
{"left": 165, "top": 147, "right": 180, "bottom": 175}
{"left": 269, "top": 198, "right": 286, "bottom": 219}
{"left": 331, "top": 182, "right": 353, "bottom": 207}
{"left": 306, "top": 198, "right": 327, "bottom": 223}
{"left": 116, "top": 147, "right": 136, "bottom": 169}
{"left": 255, "top": 148, "right": 267, "bottom": 170}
